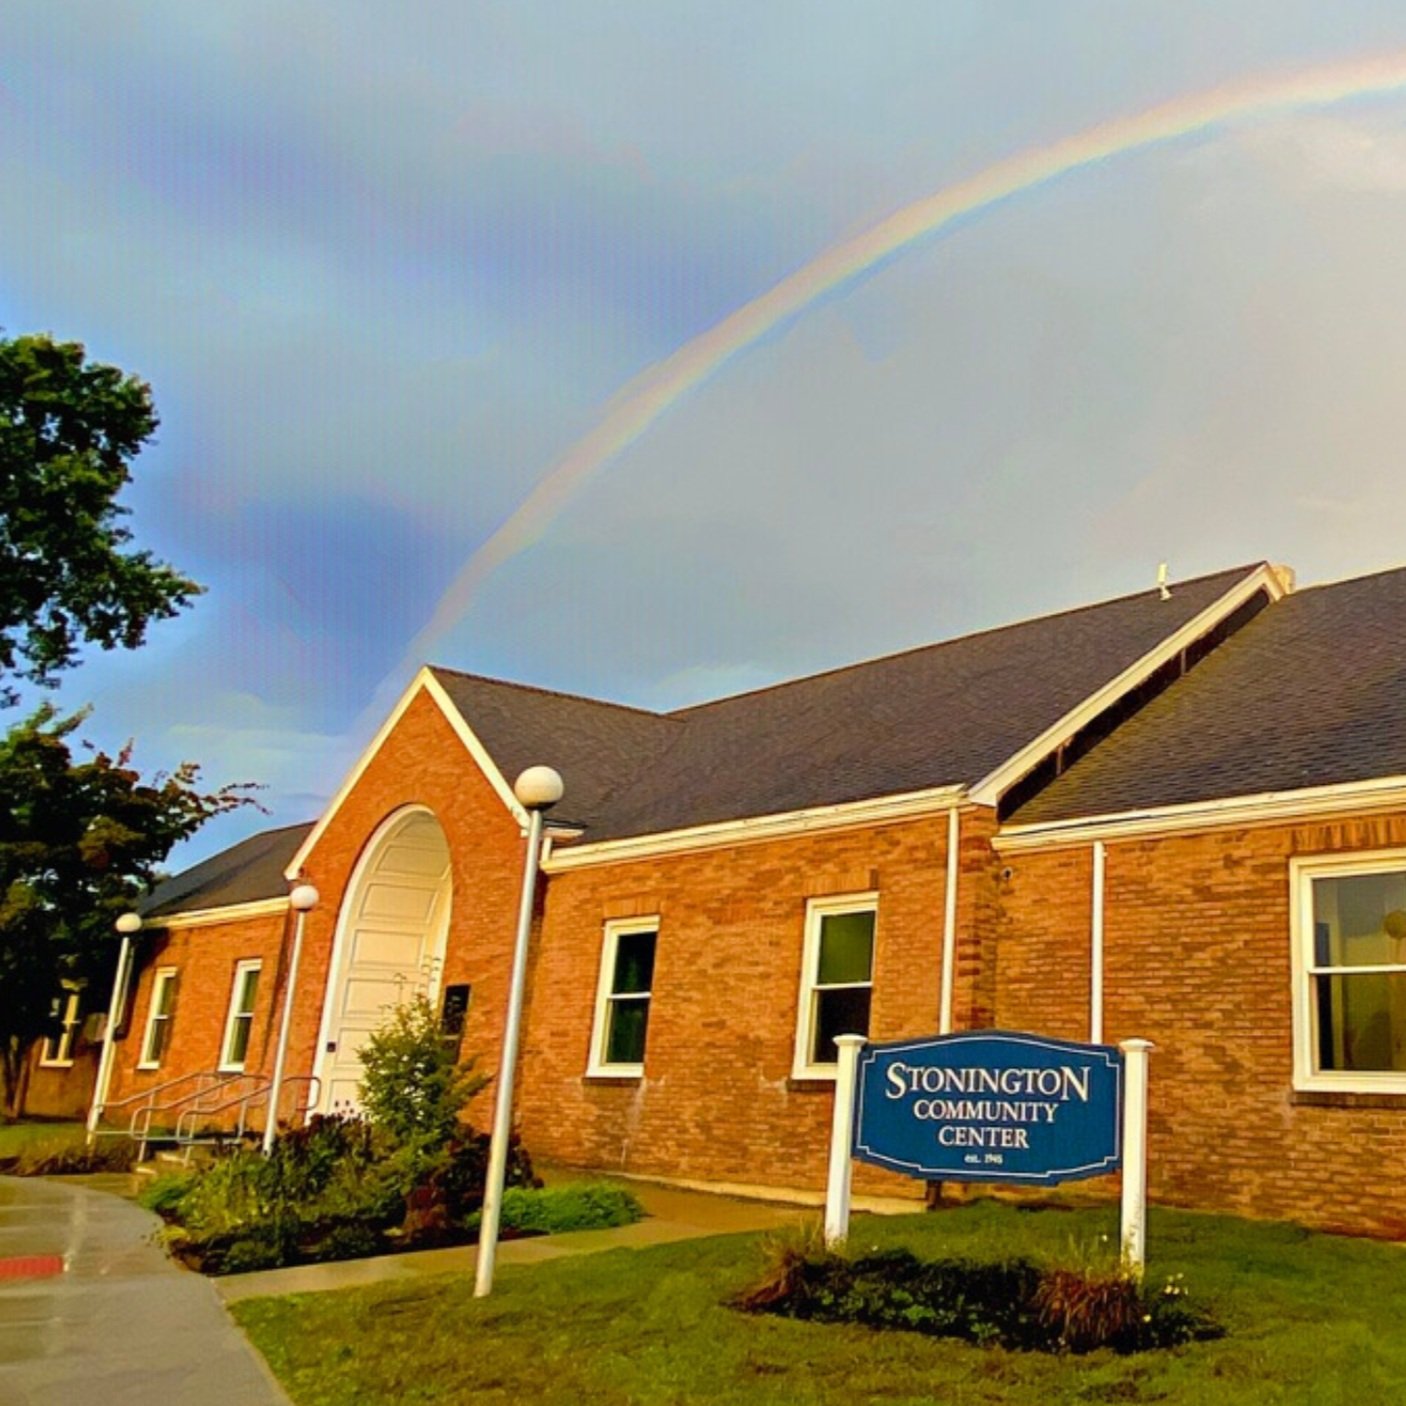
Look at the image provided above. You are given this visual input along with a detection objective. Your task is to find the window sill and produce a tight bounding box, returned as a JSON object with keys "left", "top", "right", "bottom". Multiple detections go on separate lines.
{"left": 1291, "top": 1088, "right": 1406, "bottom": 1109}
{"left": 217, "top": 1064, "right": 247, "bottom": 1075}
{"left": 37, "top": 1060, "right": 74, "bottom": 1070}
{"left": 135, "top": 1062, "right": 161, "bottom": 1072}
{"left": 583, "top": 1069, "right": 643, "bottom": 1085}
{"left": 787, "top": 1072, "right": 837, "bottom": 1091}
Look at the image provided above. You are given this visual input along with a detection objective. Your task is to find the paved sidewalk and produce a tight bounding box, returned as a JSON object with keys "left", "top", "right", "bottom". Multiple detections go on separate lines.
{"left": 0, "top": 1176, "right": 289, "bottom": 1406}
{"left": 217, "top": 1174, "right": 809, "bottom": 1304}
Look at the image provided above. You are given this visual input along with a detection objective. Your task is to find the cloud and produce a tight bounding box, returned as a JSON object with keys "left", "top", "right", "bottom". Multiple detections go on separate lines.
{"left": 1232, "top": 111, "right": 1406, "bottom": 191}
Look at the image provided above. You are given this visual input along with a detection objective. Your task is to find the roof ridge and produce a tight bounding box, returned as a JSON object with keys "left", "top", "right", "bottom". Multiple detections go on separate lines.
{"left": 666, "top": 562, "right": 1268, "bottom": 718}
{"left": 428, "top": 665, "right": 678, "bottom": 723}
{"left": 1290, "top": 560, "right": 1406, "bottom": 597}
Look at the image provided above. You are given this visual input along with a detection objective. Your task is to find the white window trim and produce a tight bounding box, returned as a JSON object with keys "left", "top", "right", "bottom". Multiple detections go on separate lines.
{"left": 1291, "top": 849, "right": 1406, "bottom": 1094}
{"left": 39, "top": 992, "right": 81, "bottom": 1068}
{"left": 219, "top": 960, "right": 263, "bottom": 1073}
{"left": 792, "top": 892, "right": 878, "bottom": 1081}
{"left": 586, "top": 917, "right": 659, "bottom": 1079}
{"left": 138, "top": 968, "right": 179, "bottom": 1071}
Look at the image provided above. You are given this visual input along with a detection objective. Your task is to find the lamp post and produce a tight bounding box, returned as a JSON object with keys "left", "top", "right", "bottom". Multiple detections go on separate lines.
{"left": 87, "top": 912, "right": 142, "bottom": 1144}
{"left": 262, "top": 883, "right": 320, "bottom": 1155}
{"left": 474, "top": 765, "right": 563, "bottom": 1298}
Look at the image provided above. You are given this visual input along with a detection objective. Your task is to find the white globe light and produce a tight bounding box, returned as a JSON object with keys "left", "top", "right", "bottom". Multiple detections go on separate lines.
{"left": 290, "top": 883, "right": 320, "bottom": 912}
{"left": 513, "top": 765, "right": 564, "bottom": 810}
{"left": 115, "top": 912, "right": 142, "bottom": 935}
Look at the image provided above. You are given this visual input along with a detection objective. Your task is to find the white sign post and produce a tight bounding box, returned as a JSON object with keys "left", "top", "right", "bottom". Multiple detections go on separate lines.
{"left": 823, "top": 1034, "right": 865, "bottom": 1248}
{"left": 1117, "top": 1038, "right": 1154, "bottom": 1276}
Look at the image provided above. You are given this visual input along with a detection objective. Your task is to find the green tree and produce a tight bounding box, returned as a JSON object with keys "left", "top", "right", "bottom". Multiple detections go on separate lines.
{"left": 0, "top": 333, "right": 200, "bottom": 705}
{"left": 0, "top": 704, "right": 256, "bottom": 1111}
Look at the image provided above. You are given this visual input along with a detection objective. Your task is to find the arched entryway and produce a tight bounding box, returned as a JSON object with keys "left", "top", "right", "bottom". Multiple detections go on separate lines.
{"left": 312, "top": 807, "right": 453, "bottom": 1113}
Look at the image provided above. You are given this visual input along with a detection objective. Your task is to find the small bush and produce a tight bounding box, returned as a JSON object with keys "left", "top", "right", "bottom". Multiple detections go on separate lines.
{"left": 11, "top": 1136, "right": 136, "bottom": 1176}
{"left": 358, "top": 998, "right": 488, "bottom": 1148}
{"left": 736, "top": 1228, "right": 1221, "bottom": 1354}
{"left": 498, "top": 1182, "right": 644, "bottom": 1235}
{"left": 137, "top": 1171, "right": 198, "bottom": 1215}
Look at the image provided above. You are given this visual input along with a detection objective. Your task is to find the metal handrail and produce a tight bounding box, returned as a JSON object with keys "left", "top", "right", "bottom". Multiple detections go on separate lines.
{"left": 174, "top": 1075, "right": 321, "bottom": 1151}
{"left": 88, "top": 1069, "right": 227, "bottom": 1142}
{"left": 131, "top": 1072, "right": 244, "bottom": 1157}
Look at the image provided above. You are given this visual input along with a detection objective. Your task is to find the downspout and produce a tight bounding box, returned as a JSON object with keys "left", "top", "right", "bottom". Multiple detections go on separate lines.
{"left": 87, "top": 915, "right": 141, "bottom": 1143}
{"left": 938, "top": 808, "right": 960, "bottom": 1034}
{"left": 1090, "top": 840, "right": 1106, "bottom": 1043}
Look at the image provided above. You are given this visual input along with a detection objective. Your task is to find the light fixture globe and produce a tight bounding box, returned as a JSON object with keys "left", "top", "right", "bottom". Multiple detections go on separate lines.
{"left": 290, "top": 884, "right": 320, "bottom": 912}
{"left": 115, "top": 912, "right": 142, "bottom": 935}
{"left": 513, "top": 765, "right": 564, "bottom": 811}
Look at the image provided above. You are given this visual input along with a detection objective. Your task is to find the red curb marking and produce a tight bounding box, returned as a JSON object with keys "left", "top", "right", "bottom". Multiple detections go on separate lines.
{"left": 0, "top": 1255, "right": 65, "bottom": 1280}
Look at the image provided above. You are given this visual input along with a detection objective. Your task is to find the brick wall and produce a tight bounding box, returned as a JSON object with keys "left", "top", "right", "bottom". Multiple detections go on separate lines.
{"left": 995, "top": 812, "right": 1406, "bottom": 1236}
{"left": 104, "top": 910, "right": 291, "bottom": 1124}
{"left": 515, "top": 806, "right": 988, "bottom": 1202}
{"left": 22, "top": 1045, "right": 98, "bottom": 1120}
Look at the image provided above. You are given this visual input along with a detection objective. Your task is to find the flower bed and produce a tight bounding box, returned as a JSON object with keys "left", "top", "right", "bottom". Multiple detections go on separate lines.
{"left": 736, "top": 1226, "right": 1220, "bottom": 1354}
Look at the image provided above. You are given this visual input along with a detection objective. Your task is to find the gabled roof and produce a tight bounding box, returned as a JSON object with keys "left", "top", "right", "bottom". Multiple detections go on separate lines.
{"left": 1006, "top": 564, "right": 1406, "bottom": 828}
{"left": 427, "top": 669, "right": 681, "bottom": 832}
{"left": 148, "top": 561, "right": 1283, "bottom": 907}
{"left": 430, "top": 562, "right": 1274, "bottom": 843}
{"left": 142, "top": 821, "right": 314, "bottom": 920}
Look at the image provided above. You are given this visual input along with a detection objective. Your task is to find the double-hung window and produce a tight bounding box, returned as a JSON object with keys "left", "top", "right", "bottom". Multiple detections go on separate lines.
{"left": 1293, "top": 852, "right": 1406, "bottom": 1091}
{"left": 587, "top": 920, "right": 658, "bottom": 1077}
{"left": 794, "top": 895, "right": 877, "bottom": 1078}
{"left": 40, "top": 992, "right": 82, "bottom": 1067}
{"left": 220, "top": 960, "right": 262, "bottom": 1072}
{"left": 139, "top": 969, "right": 179, "bottom": 1070}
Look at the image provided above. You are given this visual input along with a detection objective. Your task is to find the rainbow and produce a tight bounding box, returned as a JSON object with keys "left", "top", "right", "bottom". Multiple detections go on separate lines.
{"left": 391, "top": 49, "right": 1406, "bottom": 691}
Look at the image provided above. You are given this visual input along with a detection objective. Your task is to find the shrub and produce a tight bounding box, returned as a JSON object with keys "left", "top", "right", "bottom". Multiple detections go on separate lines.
{"left": 498, "top": 1182, "right": 643, "bottom": 1235}
{"left": 736, "top": 1229, "right": 1221, "bottom": 1354}
{"left": 164, "top": 1115, "right": 393, "bottom": 1238}
{"left": 137, "top": 1171, "right": 198, "bottom": 1215}
{"left": 358, "top": 998, "right": 488, "bottom": 1149}
{"left": 11, "top": 1135, "right": 136, "bottom": 1176}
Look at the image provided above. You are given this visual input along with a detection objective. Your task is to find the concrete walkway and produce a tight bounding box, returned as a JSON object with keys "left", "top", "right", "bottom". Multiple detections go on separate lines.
{"left": 217, "top": 1174, "right": 809, "bottom": 1304}
{"left": 0, "top": 1176, "right": 289, "bottom": 1406}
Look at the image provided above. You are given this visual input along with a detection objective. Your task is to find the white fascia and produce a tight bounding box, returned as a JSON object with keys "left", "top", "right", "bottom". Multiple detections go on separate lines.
{"left": 154, "top": 897, "right": 291, "bottom": 930}
{"left": 995, "top": 774, "right": 1406, "bottom": 853}
{"left": 284, "top": 668, "right": 528, "bottom": 881}
{"left": 968, "top": 563, "right": 1287, "bottom": 809}
{"left": 543, "top": 785, "right": 966, "bottom": 872}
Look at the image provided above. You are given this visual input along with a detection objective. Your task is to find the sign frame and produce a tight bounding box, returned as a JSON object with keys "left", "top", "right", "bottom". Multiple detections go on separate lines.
{"left": 852, "top": 1029, "right": 1124, "bottom": 1185}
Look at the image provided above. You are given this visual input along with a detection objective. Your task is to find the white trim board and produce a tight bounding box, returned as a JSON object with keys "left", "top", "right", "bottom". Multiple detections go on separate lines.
{"left": 151, "top": 897, "right": 290, "bottom": 930}
{"left": 544, "top": 787, "right": 966, "bottom": 872}
{"left": 284, "top": 668, "right": 528, "bottom": 881}
{"left": 969, "top": 563, "right": 1286, "bottom": 808}
{"left": 996, "top": 775, "right": 1406, "bottom": 853}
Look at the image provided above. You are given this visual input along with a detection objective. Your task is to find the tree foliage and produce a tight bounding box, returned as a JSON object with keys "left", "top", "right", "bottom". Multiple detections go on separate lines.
{"left": 358, "top": 997, "right": 489, "bottom": 1149}
{"left": 0, "top": 704, "right": 257, "bottom": 1109}
{"left": 0, "top": 333, "right": 201, "bottom": 704}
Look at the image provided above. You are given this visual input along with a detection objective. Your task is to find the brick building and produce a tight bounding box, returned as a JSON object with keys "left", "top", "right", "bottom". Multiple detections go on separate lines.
{"left": 43, "top": 559, "right": 1406, "bottom": 1234}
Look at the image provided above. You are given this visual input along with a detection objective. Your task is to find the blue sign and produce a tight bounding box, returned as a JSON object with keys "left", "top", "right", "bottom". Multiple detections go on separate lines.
{"left": 853, "top": 1031, "right": 1122, "bottom": 1184}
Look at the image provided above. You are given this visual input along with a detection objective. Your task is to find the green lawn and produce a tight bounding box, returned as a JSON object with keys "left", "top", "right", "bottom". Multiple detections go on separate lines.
{"left": 0, "top": 1120, "right": 85, "bottom": 1160}
{"left": 233, "top": 1198, "right": 1406, "bottom": 1405}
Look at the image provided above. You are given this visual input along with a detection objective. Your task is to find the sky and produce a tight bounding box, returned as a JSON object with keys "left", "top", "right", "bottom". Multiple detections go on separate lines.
{"left": 5, "top": 2, "right": 1406, "bottom": 867}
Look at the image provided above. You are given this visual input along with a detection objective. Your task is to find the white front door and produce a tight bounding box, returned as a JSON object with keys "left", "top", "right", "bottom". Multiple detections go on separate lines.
{"left": 316, "top": 811, "right": 452, "bottom": 1114}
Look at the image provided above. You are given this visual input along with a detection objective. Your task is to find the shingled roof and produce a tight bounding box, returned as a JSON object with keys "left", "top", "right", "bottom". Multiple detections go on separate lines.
{"left": 141, "top": 821, "right": 314, "bottom": 920}
{"left": 1007, "top": 564, "right": 1406, "bottom": 827}
{"left": 433, "top": 563, "right": 1269, "bottom": 842}
{"left": 145, "top": 564, "right": 1281, "bottom": 912}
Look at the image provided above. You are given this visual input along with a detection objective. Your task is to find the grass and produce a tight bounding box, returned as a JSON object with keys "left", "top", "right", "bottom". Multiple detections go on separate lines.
{"left": 232, "top": 1198, "right": 1406, "bottom": 1405}
{"left": 0, "top": 1120, "right": 86, "bottom": 1160}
